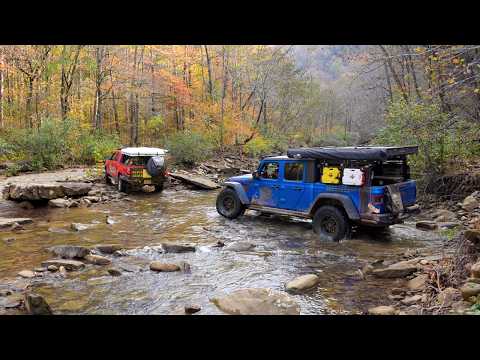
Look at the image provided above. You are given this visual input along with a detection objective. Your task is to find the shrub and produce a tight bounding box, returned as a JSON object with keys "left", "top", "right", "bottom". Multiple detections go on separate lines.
{"left": 243, "top": 136, "right": 275, "bottom": 158}
{"left": 166, "top": 131, "right": 214, "bottom": 165}
{"left": 74, "top": 131, "right": 121, "bottom": 164}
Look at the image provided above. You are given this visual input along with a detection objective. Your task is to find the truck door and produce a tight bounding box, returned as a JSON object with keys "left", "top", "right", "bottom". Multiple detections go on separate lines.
{"left": 251, "top": 161, "right": 281, "bottom": 208}
{"left": 278, "top": 160, "right": 307, "bottom": 211}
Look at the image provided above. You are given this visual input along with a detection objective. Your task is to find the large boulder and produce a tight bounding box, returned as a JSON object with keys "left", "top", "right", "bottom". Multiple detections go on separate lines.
{"left": 460, "top": 282, "right": 480, "bottom": 300}
{"left": 407, "top": 274, "right": 429, "bottom": 291}
{"left": 41, "top": 259, "right": 85, "bottom": 271}
{"left": 285, "top": 274, "right": 320, "bottom": 293}
{"left": 24, "top": 293, "right": 52, "bottom": 315}
{"left": 462, "top": 195, "right": 479, "bottom": 212}
{"left": 4, "top": 182, "right": 92, "bottom": 201}
{"left": 47, "top": 245, "right": 90, "bottom": 259}
{"left": 211, "top": 288, "right": 300, "bottom": 315}
{"left": 372, "top": 260, "right": 418, "bottom": 279}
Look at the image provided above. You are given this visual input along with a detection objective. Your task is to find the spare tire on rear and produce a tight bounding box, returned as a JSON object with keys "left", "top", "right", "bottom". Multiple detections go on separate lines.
{"left": 146, "top": 156, "right": 166, "bottom": 177}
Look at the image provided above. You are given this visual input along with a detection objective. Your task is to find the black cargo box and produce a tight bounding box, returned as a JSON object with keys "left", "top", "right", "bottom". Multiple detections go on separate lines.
{"left": 286, "top": 146, "right": 418, "bottom": 161}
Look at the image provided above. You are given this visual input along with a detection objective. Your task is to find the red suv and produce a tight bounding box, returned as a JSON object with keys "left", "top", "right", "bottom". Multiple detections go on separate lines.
{"left": 105, "top": 147, "right": 168, "bottom": 193}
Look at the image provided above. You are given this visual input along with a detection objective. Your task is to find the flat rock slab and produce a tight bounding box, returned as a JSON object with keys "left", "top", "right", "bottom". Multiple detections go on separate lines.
{"left": 211, "top": 288, "right": 300, "bottom": 315}
{"left": 160, "top": 243, "right": 196, "bottom": 253}
{"left": 169, "top": 173, "right": 220, "bottom": 190}
{"left": 372, "top": 260, "right": 418, "bottom": 279}
{"left": 0, "top": 217, "right": 33, "bottom": 229}
{"left": 47, "top": 245, "right": 90, "bottom": 259}
{"left": 368, "top": 305, "right": 397, "bottom": 315}
{"left": 4, "top": 182, "right": 92, "bottom": 201}
{"left": 41, "top": 259, "right": 85, "bottom": 271}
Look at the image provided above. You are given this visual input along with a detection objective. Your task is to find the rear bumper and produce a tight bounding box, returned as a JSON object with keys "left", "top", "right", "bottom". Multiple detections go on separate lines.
{"left": 121, "top": 175, "right": 165, "bottom": 186}
{"left": 359, "top": 204, "right": 420, "bottom": 227}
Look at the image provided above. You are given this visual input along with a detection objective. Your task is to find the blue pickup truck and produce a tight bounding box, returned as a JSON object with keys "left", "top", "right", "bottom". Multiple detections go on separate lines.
{"left": 216, "top": 146, "right": 420, "bottom": 241}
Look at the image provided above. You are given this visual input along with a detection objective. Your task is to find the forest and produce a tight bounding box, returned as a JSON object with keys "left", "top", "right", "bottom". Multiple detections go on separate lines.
{"left": 1, "top": 45, "right": 480, "bottom": 180}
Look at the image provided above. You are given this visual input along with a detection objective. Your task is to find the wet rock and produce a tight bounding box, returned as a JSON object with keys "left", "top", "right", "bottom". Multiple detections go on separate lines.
{"left": 470, "top": 262, "right": 480, "bottom": 279}
{"left": 415, "top": 221, "right": 438, "bottom": 231}
{"left": 0, "top": 217, "right": 33, "bottom": 230}
{"left": 18, "top": 270, "right": 35, "bottom": 278}
{"left": 0, "top": 294, "right": 23, "bottom": 309}
{"left": 224, "top": 241, "right": 255, "bottom": 252}
{"left": 184, "top": 304, "right": 201, "bottom": 314}
{"left": 83, "top": 196, "right": 100, "bottom": 203}
{"left": 367, "top": 305, "right": 397, "bottom": 315}
{"left": 401, "top": 294, "right": 423, "bottom": 305}
{"left": 437, "top": 287, "right": 462, "bottom": 307}
{"left": 432, "top": 209, "right": 457, "bottom": 222}
{"left": 70, "top": 223, "right": 90, "bottom": 231}
{"left": 24, "top": 293, "right": 52, "bottom": 315}
{"left": 407, "top": 274, "right": 429, "bottom": 291}
{"left": 150, "top": 262, "right": 181, "bottom": 272}
{"left": 462, "top": 195, "right": 479, "bottom": 211}
{"left": 59, "top": 266, "right": 67, "bottom": 276}
{"left": 212, "top": 240, "right": 225, "bottom": 248}
{"left": 34, "top": 267, "right": 47, "bottom": 273}
{"left": 85, "top": 254, "right": 111, "bottom": 265}
{"left": 372, "top": 261, "right": 418, "bottom": 279}
{"left": 41, "top": 259, "right": 85, "bottom": 271}
{"left": 79, "top": 198, "right": 91, "bottom": 207}
{"left": 107, "top": 268, "right": 122, "bottom": 276}
{"left": 95, "top": 244, "right": 123, "bottom": 254}
{"left": 48, "top": 198, "right": 70, "bottom": 208}
{"left": 285, "top": 274, "right": 320, "bottom": 293}
{"left": 47, "top": 265, "right": 58, "bottom": 272}
{"left": 211, "top": 288, "right": 300, "bottom": 315}
{"left": 460, "top": 282, "right": 480, "bottom": 300}
{"left": 48, "top": 245, "right": 90, "bottom": 259}
{"left": 169, "top": 172, "right": 220, "bottom": 190}
{"left": 18, "top": 201, "right": 34, "bottom": 210}
{"left": 61, "top": 183, "right": 94, "bottom": 197}
{"left": 160, "top": 243, "right": 196, "bottom": 253}
{"left": 106, "top": 216, "right": 115, "bottom": 225}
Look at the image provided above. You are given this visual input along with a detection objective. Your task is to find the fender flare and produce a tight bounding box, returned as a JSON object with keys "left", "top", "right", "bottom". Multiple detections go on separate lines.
{"left": 224, "top": 181, "right": 250, "bottom": 205}
{"left": 308, "top": 193, "right": 360, "bottom": 220}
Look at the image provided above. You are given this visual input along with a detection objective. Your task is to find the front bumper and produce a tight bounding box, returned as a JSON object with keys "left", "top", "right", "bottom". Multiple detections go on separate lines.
{"left": 359, "top": 204, "right": 420, "bottom": 227}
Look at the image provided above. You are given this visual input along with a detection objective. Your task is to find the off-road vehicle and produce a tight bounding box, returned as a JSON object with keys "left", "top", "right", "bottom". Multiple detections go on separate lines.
{"left": 216, "top": 146, "right": 420, "bottom": 241}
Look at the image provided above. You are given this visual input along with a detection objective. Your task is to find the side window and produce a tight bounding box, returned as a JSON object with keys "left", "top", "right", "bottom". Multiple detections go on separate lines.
{"left": 110, "top": 152, "right": 118, "bottom": 160}
{"left": 259, "top": 162, "right": 279, "bottom": 180}
{"left": 284, "top": 162, "right": 304, "bottom": 181}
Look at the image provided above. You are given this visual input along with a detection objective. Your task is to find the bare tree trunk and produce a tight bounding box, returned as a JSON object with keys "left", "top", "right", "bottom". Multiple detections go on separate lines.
{"left": 0, "top": 52, "right": 3, "bottom": 129}
{"left": 384, "top": 61, "right": 393, "bottom": 103}
{"left": 379, "top": 45, "right": 409, "bottom": 103}
{"left": 26, "top": 77, "right": 34, "bottom": 128}
{"left": 93, "top": 46, "right": 105, "bottom": 129}
{"left": 220, "top": 46, "right": 227, "bottom": 151}
{"left": 204, "top": 45, "right": 213, "bottom": 100}
{"left": 129, "top": 46, "right": 139, "bottom": 146}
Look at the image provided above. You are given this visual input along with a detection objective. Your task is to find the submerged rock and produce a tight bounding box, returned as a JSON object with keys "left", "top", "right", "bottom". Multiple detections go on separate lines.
{"left": 95, "top": 244, "right": 123, "bottom": 254}
{"left": 150, "top": 262, "right": 181, "bottom": 272}
{"left": 224, "top": 241, "right": 255, "bottom": 252}
{"left": 48, "top": 245, "right": 90, "bottom": 259}
{"left": 70, "top": 223, "right": 91, "bottom": 232}
{"left": 372, "top": 260, "right": 418, "bottom": 279}
{"left": 0, "top": 217, "right": 33, "bottom": 230}
{"left": 368, "top": 305, "right": 397, "bottom": 315}
{"left": 24, "top": 293, "right": 52, "bottom": 315}
{"left": 211, "top": 288, "right": 300, "bottom": 315}
{"left": 18, "top": 201, "right": 34, "bottom": 210}
{"left": 84, "top": 254, "right": 111, "bottom": 265}
{"left": 160, "top": 243, "right": 196, "bottom": 253}
{"left": 285, "top": 274, "right": 320, "bottom": 293}
{"left": 41, "top": 259, "right": 85, "bottom": 271}
{"left": 107, "top": 268, "right": 122, "bottom": 276}
{"left": 18, "top": 270, "right": 35, "bottom": 279}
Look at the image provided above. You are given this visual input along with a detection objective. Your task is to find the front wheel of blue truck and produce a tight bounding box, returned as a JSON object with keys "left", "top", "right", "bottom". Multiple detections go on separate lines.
{"left": 313, "top": 205, "right": 351, "bottom": 242}
{"left": 216, "top": 188, "right": 245, "bottom": 219}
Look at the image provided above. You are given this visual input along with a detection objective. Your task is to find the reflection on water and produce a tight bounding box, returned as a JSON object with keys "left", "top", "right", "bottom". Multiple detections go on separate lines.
{"left": 0, "top": 189, "right": 446, "bottom": 314}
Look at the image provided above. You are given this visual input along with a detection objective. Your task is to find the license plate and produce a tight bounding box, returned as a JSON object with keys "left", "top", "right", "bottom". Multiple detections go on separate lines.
{"left": 144, "top": 179, "right": 152, "bottom": 184}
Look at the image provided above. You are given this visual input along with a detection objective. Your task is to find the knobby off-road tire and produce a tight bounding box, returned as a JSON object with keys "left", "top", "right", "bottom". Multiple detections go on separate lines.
{"left": 312, "top": 205, "right": 350, "bottom": 242}
{"left": 216, "top": 188, "right": 245, "bottom": 219}
{"left": 154, "top": 183, "right": 164, "bottom": 193}
{"left": 105, "top": 168, "right": 112, "bottom": 185}
{"left": 117, "top": 176, "right": 129, "bottom": 193}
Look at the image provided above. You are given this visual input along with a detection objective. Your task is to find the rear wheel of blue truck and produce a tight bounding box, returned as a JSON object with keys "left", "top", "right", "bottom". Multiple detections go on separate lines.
{"left": 216, "top": 188, "right": 245, "bottom": 219}
{"left": 313, "top": 205, "right": 350, "bottom": 242}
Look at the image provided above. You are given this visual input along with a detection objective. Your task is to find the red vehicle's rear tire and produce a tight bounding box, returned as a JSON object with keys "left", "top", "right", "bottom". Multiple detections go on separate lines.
{"left": 105, "top": 167, "right": 112, "bottom": 185}
{"left": 117, "top": 176, "right": 129, "bottom": 193}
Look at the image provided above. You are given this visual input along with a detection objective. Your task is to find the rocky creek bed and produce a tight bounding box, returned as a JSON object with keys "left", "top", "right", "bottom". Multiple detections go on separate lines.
{"left": 0, "top": 164, "right": 479, "bottom": 315}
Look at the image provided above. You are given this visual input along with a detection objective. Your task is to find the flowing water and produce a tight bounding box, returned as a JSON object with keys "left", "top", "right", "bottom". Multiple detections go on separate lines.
{"left": 0, "top": 188, "right": 446, "bottom": 314}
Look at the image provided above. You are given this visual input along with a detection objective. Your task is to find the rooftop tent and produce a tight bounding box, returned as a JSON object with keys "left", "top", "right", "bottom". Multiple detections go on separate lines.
{"left": 286, "top": 146, "right": 418, "bottom": 161}
{"left": 121, "top": 147, "right": 168, "bottom": 156}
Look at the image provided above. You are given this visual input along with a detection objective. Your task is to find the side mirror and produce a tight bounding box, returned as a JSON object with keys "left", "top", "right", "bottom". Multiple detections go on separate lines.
{"left": 252, "top": 171, "right": 259, "bottom": 179}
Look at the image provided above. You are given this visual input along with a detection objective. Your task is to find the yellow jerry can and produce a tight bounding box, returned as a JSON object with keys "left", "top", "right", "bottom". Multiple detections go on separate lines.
{"left": 142, "top": 169, "right": 152, "bottom": 179}
{"left": 321, "top": 167, "right": 341, "bottom": 184}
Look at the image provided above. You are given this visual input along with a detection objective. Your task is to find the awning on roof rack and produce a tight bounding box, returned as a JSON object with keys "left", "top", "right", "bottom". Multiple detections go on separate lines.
{"left": 286, "top": 146, "right": 418, "bottom": 161}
